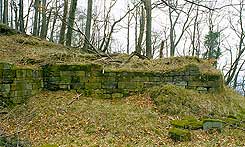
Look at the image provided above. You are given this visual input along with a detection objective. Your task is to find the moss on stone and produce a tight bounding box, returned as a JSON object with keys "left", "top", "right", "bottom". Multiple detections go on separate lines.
{"left": 169, "top": 128, "right": 191, "bottom": 141}
{"left": 203, "top": 119, "right": 224, "bottom": 131}
{"left": 40, "top": 144, "right": 59, "bottom": 147}
{"left": 170, "top": 118, "right": 203, "bottom": 130}
{"left": 85, "top": 82, "right": 101, "bottom": 89}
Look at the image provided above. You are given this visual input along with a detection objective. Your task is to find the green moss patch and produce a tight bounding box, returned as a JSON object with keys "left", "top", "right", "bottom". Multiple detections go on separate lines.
{"left": 170, "top": 119, "right": 203, "bottom": 130}
{"left": 169, "top": 128, "right": 191, "bottom": 141}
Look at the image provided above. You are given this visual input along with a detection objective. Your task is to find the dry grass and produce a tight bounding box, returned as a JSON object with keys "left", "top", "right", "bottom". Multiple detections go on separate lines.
{"left": 0, "top": 34, "right": 219, "bottom": 75}
{"left": 0, "top": 90, "right": 244, "bottom": 147}
{"left": 148, "top": 84, "right": 245, "bottom": 118}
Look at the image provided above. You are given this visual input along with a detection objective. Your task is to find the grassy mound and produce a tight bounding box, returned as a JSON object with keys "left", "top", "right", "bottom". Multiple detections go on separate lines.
{"left": 0, "top": 33, "right": 219, "bottom": 76}
{"left": 148, "top": 84, "right": 245, "bottom": 117}
{"left": 0, "top": 91, "right": 245, "bottom": 146}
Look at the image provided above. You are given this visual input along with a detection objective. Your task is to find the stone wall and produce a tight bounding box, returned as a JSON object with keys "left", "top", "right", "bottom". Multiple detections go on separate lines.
{"left": 0, "top": 62, "right": 224, "bottom": 106}
{"left": 0, "top": 63, "right": 43, "bottom": 106}
{"left": 43, "top": 64, "right": 223, "bottom": 99}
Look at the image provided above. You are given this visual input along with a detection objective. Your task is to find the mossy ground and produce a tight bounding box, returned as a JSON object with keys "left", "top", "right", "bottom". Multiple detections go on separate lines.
{"left": 0, "top": 88, "right": 245, "bottom": 146}
{"left": 148, "top": 84, "right": 245, "bottom": 118}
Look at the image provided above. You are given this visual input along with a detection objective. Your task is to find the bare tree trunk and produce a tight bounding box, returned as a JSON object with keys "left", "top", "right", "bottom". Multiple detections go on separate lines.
{"left": 191, "top": 6, "right": 199, "bottom": 56}
{"left": 160, "top": 40, "right": 164, "bottom": 58}
{"left": 10, "top": 0, "right": 13, "bottom": 28}
{"left": 59, "top": 0, "right": 68, "bottom": 44}
{"left": 3, "top": 0, "right": 8, "bottom": 25}
{"left": 127, "top": 4, "right": 130, "bottom": 54}
{"left": 84, "top": 0, "right": 93, "bottom": 50}
{"left": 144, "top": 0, "right": 152, "bottom": 58}
{"left": 19, "top": 0, "right": 24, "bottom": 32}
{"left": 25, "top": 0, "right": 34, "bottom": 32}
{"left": 12, "top": 1, "right": 18, "bottom": 29}
{"left": 136, "top": 6, "right": 145, "bottom": 54}
{"left": 33, "top": 0, "right": 39, "bottom": 36}
{"left": 135, "top": 6, "right": 138, "bottom": 52}
{"left": 37, "top": 4, "right": 41, "bottom": 36}
{"left": 66, "top": 0, "right": 78, "bottom": 46}
{"left": 40, "top": 0, "right": 47, "bottom": 38}
{"left": 49, "top": 13, "right": 57, "bottom": 42}
{"left": 0, "top": 0, "right": 2, "bottom": 23}
{"left": 169, "top": 5, "right": 175, "bottom": 57}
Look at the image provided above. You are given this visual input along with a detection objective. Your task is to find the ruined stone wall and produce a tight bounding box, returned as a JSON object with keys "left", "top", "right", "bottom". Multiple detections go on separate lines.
{"left": 0, "top": 63, "right": 43, "bottom": 105}
{"left": 43, "top": 64, "right": 223, "bottom": 99}
{"left": 0, "top": 62, "right": 223, "bottom": 105}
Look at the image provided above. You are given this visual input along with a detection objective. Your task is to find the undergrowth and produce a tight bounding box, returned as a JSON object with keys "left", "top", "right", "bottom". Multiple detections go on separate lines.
{"left": 0, "top": 91, "right": 244, "bottom": 146}
{"left": 148, "top": 84, "right": 245, "bottom": 118}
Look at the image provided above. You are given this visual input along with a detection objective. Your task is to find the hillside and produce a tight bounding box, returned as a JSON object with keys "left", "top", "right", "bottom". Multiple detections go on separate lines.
{"left": 0, "top": 29, "right": 218, "bottom": 75}
{"left": 0, "top": 29, "right": 245, "bottom": 146}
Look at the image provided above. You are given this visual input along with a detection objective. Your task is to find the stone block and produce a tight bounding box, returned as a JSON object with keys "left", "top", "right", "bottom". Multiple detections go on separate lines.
{"left": 24, "top": 90, "right": 32, "bottom": 96}
{"left": 60, "top": 71, "right": 73, "bottom": 77}
{"left": 71, "top": 83, "right": 85, "bottom": 90}
{"left": 76, "top": 71, "right": 86, "bottom": 77}
{"left": 33, "top": 70, "right": 40, "bottom": 78}
{"left": 59, "top": 76, "right": 71, "bottom": 84}
{"left": 15, "top": 91, "right": 24, "bottom": 97}
{"left": 87, "top": 77, "right": 102, "bottom": 83}
{"left": 170, "top": 119, "right": 203, "bottom": 130}
{"left": 143, "top": 82, "right": 161, "bottom": 88}
{"left": 85, "top": 82, "right": 101, "bottom": 89}
{"left": 102, "top": 76, "right": 116, "bottom": 82}
{"left": 188, "top": 81, "right": 217, "bottom": 88}
{"left": 174, "top": 81, "right": 188, "bottom": 86}
{"left": 16, "top": 69, "right": 26, "bottom": 79}
{"left": 32, "top": 83, "right": 38, "bottom": 90}
{"left": 26, "top": 69, "right": 33, "bottom": 78}
{"left": 10, "top": 83, "right": 16, "bottom": 91}
{"left": 0, "top": 62, "right": 13, "bottom": 69}
{"left": 26, "top": 83, "right": 33, "bottom": 90}
{"left": 207, "top": 75, "right": 221, "bottom": 81}
{"left": 118, "top": 76, "right": 132, "bottom": 82}
{"left": 71, "top": 76, "right": 80, "bottom": 83}
{"left": 173, "top": 76, "right": 184, "bottom": 82}
{"left": 46, "top": 77, "right": 60, "bottom": 84}
{"left": 3, "top": 69, "right": 15, "bottom": 83}
{"left": 162, "top": 76, "right": 173, "bottom": 82}
{"left": 149, "top": 76, "right": 160, "bottom": 82}
{"left": 59, "top": 84, "right": 70, "bottom": 90}
{"left": 203, "top": 119, "right": 224, "bottom": 131}
{"left": 131, "top": 76, "right": 149, "bottom": 82}
{"left": 102, "top": 81, "right": 118, "bottom": 89}
{"left": 197, "top": 87, "right": 208, "bottom": 91}
{"left": 118, "top": 82, "right": 143, "bottom": 89}
{"left": 16, "top": 81, "right": 26, "bottom": 91}
{"left": 169, "top": 128, "right": 191, "bottom": 141}
{"left": 103, "top": 72, "right": 117, "bottom": 77}
{"left": 0, "top": 84, "right": 10, "bottom": 93}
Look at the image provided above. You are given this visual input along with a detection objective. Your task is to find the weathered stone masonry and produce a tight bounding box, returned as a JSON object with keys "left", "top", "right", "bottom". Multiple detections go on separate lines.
{"left": 0, "top": 63, "right": 43, "bottom": 105}
{"left": 0, "top": 62, "right": 223, "bottom": 105}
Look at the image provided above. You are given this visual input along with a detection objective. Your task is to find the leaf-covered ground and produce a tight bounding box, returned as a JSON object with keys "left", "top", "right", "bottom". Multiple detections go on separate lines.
{"left": 0, "top": 89, "right": 244, "bottom": 147}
